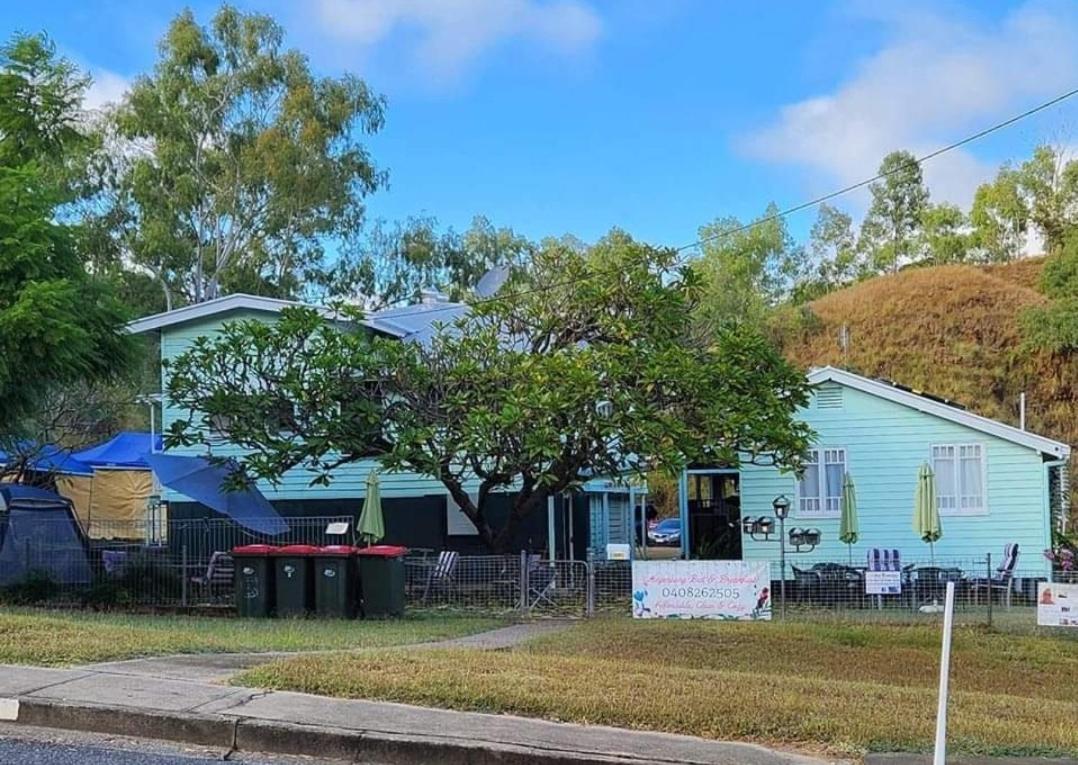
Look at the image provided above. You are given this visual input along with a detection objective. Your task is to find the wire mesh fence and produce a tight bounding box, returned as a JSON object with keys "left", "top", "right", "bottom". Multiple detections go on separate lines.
{"left": 1, "top": 515, "right": 1075, "bottom": 631}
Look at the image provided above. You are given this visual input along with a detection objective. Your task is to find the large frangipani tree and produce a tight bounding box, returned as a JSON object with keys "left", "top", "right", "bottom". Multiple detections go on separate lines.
{"left": 166, "top": 232, "right": 814, "bottom": 551}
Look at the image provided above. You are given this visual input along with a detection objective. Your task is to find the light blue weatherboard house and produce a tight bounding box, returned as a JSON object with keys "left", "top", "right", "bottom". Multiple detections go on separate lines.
{"left": 680, "top": 367, "right": 1070, "bottom": 577}
{"left": 128, "top": 292, "right": 644, "bottom": 559}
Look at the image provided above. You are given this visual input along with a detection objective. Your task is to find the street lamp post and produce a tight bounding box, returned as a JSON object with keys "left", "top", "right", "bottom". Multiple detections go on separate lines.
{"left": 742, "top": 495, "right": 816, "bottom": 620}
{"left": 772, "top": 495, "right": 791, "bottom": 620}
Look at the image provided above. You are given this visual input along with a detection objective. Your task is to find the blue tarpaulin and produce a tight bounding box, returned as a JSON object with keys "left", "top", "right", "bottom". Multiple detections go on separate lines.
{"left": 74, "top": 431, "right": 162, "bottom": 469}
{"left": 0, "top": 443, "right": 93, "bottom": 476}
{"left": 144, "top": 453, "right": 288, "bottom": 536}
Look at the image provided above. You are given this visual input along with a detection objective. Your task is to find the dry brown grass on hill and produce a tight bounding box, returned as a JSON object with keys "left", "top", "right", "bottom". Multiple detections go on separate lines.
{"left": 778, "top": 260, "right": 1078, "bottom": 513}
{"left": 981, "top": 255, "right": 1048, "bottom": 291}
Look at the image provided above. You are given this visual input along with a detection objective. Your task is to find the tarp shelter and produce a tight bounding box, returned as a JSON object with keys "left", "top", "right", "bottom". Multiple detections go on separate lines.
{"left": 0, "top": 443, "right": 93, "bottom": 478}
{"left": 0, "top": 483, "right": 92, "bottom": 587}
{"left": 73, "top": 432, "right": 162, "bottom": 468}
{"left": 54, "top": 432, "right": 163, "bottom": 540}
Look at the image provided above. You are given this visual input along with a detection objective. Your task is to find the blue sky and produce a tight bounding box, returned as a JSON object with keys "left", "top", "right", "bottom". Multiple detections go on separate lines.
{"left": 7, "top": 0, "right": 1078, "bottom": 247}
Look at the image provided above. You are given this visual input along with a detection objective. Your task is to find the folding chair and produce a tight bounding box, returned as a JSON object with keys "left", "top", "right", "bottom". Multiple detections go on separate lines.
{"left": 527, "top": 554, "right": 557, "bottom": 611}
{"left": 421, "top": 550, "right": 460, "bottom": 603}
{"left": 970, "top": 543, "right": 1019, "bottom": 608}
{"left": 190, "top": 551, "right": 234, "bottom": 604}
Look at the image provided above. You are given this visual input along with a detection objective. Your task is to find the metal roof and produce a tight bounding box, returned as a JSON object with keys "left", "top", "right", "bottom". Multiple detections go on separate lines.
{"left": 126, "top": 294, "right": 405, "bottom": 337}
{"left": 808, "top": 366, "right": 1070, "bottom": 459}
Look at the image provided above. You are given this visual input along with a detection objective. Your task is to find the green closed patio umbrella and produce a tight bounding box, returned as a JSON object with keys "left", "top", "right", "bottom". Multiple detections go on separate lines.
{"left": 839, "top": 472, "right": 859, "bottom": 563}
{"left": 356, "top": 471, "right": 385, "bottom": 546}
{"left": 913, "top": 462, "right": 942, "bottom": 563}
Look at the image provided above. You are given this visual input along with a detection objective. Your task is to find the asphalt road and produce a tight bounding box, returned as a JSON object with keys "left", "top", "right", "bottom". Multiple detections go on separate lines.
{"left": 0, "top": 723, "right": 350, "bottom": 764}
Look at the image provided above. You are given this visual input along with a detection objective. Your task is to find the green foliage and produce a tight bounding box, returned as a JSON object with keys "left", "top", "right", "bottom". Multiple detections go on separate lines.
{"left": 0, "top": 571, "right": 59, "bottom": 605}
{"left": 0, "top": 163, "right": 136, "bottom": 429}
{"left": 970, "top": 166, "right": 1027, "bottom": 262}
{"left": 0, "top": 32, "right": 93, "bottom": 198}
{"left": 696, "top": 202, "right": 808, "bottom": 327}
{"left": 1020, "top": 299, "right": 1078, "bottom": 353}
{"left": 798, "top": 203, "right": 860, "bottom": 299}
{"left": 859, "top": 150, "right": 930, "bottom": 273}
{"left": 0, "top": 30, "right": 140, "bottom": 433}
{"left": 1041, "top": 231, "right": 1078, "bottom": 299}
{"left": 1020, "top": 232, "right": 1078, "bottom": 353}
{"left": 1013, "top": 145, "right": 1078, "bottom": 253}
{"left": 104, "top": 5, "right": 386, "bottom": 306}
{"left": 166, "top": 232, "right": 813, "bottom": 550}
{"left": 919, "top": 203, "right": 970, "bottom": 265}
{"left": 323, "top": 215, "right": 535, "bottom": 308}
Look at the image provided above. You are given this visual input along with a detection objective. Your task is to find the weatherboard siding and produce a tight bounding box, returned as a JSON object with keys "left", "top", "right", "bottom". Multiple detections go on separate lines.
{"left": 159, "top": 311, "right": 450, "bottom": 504}
{"left": 738, "top": 383, "right": 1051, "bottom": 576}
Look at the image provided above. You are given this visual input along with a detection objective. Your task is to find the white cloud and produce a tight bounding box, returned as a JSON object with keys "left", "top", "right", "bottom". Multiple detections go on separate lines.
{"left": 742, "top": 1, "right": 1078, "bottom": 210}
{"left": 83, "top": 68, "right": 131, "bottom": 112}
{"left": 314, "top": 0, "right": 602, "bottom": 81}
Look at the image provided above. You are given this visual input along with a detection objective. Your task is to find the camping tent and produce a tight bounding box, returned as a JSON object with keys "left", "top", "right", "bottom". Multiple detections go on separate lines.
{"left": 0, "top": 483, "right": 92, "bottom": 587}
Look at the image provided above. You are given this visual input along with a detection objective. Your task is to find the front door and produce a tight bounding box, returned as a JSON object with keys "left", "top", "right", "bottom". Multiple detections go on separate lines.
{"left": 687, "top": 473, "right": 741, "bottom": 560}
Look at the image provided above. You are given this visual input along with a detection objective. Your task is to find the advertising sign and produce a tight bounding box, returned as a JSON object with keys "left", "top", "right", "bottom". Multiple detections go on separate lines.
{"left": 631, "top": 560, "right": 771, "bottom": 620}
{"left": 1037, "top": 582, "right": 1078, "bottom": 627}
{"left": 865, "top": 570, "right": 902, "bottom": 595}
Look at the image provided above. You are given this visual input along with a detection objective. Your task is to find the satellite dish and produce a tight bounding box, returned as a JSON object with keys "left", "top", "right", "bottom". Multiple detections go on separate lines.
{"left": 475, "top": 265, "right": 510, "bottom": 298}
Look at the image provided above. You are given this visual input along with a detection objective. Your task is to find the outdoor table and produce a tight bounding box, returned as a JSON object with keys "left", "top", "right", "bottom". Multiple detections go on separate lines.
{"left": 914, "top": 566, "right": 963, "bottom": 606}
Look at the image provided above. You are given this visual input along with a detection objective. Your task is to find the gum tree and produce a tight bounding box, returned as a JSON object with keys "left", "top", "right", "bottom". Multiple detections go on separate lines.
{"left": 166, "top": 232, "right": 814, "bottom": 551}
{"left": 104, "top": 5, "right": 385, "bottom": 308}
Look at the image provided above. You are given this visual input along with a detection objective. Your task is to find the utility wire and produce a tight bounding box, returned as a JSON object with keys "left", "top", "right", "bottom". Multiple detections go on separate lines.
{"left": 362, "top": 85, "right": 1078, "bottom": 325}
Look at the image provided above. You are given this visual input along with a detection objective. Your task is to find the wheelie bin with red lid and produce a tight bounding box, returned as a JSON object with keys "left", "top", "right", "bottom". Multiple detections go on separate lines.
{"left": 315, "top": 545, "right": 360, "bottom": 618}
{"left": 232, "top": 544, "right": 277, "bottom": 617}
{"left": 274, "top": 544, "right": 318, "bottom": 617}
{"left": 355, "top": 545, "right": 409, "bottom": 617}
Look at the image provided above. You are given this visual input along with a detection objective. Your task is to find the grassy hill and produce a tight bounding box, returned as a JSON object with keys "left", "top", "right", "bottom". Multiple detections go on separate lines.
{"left": 777, "top": 257, "right": 1077, "bottom": 519}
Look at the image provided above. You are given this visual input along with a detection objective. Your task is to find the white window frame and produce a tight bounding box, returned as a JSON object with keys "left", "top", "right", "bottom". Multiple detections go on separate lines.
{"left": 797, "top": 447, "right": 846, "bottom": 518}
{"left": 931, "top": 442, "right": 988, "bottom": 516}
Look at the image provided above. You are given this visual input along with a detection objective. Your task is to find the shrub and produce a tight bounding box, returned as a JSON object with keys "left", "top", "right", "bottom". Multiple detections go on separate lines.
{"left": 0, "top": 571, "right": 59, "bottom": 604}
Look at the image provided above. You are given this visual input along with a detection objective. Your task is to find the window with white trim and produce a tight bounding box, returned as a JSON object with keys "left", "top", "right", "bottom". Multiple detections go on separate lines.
{"left": 798, "top": 448, "right": 846, "bottom": 516}
{"left": 931, "top": 443, "right": 986, "bottom": 515}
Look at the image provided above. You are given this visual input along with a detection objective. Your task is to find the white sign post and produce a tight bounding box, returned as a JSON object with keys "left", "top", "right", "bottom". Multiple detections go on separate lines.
{"left": 933, "top": 581, "right": 956, "bottom": 765}
{"left": 631, "top": 560, "right": 772, "bottom": 620}
{"left": 1037, "top": 582, "right": 1078, "bottom": 627}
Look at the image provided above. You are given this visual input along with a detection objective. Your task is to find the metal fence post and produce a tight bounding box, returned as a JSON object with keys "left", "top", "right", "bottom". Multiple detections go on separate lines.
{"left": 518, "top": 550, "right": 528, "bottom": 614}
{"left": 985, "top": 553, "right": 992, "bottom": 629}
{"left": 181, "top": 545, "right": 189, "bottom": 608}
{"left": 585, "top": 551, "right": 595, "bottom": 618}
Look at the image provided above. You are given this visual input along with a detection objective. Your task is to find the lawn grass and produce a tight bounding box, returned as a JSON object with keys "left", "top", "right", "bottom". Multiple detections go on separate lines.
{"left": 237, "top": 618, "right": 1078, "bottom": 757}
{"left": 0, "top": 608, "right": 502, "bottom": 666}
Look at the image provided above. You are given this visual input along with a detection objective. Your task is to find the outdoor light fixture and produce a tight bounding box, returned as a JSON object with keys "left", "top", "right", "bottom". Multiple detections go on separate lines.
{"left": 756, "top": 516, "right": 774, "bottom": 535}
{"left": 772, "top": 494, "right": 791, "bottom": 520}
{"left": 742, "top": 516, "right": 758, "bottom": 535}
{"left": 788, "top": 528, "right": 805, "bottom": 547}
{"left": 802, "top": 529, "right": 822, "bottom": 547}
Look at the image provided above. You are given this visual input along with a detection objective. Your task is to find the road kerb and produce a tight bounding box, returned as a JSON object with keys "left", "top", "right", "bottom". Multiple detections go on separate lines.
{"left": 7, "top": 696, "right": 710, "bottom": 765}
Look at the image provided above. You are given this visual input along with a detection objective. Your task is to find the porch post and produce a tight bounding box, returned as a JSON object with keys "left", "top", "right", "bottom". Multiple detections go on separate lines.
{"left": 547, "top": 495, "right": 556, "bottom": 562}
{"left": 678, "top": 470, "right": 689, "bottom": 559}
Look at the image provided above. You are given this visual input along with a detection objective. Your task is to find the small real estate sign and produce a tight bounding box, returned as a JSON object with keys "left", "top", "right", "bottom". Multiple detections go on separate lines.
{"left": 865, "top": 570, "right": 902, "bottom": 595}
{"left": 1037, "top": 582, "right": 1078, "bottom": 627}
{"left": 631, "top": 560, "right": 771, "bottom": 620}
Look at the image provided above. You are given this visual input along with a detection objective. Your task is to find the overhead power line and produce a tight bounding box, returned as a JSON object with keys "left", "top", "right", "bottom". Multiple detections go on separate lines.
{"left": 362, "top": 85, "right": 1078, "bottom": 324}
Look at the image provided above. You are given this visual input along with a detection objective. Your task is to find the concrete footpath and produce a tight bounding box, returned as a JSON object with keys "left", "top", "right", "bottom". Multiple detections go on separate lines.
{"left": 0, "top": 662, "right": 837, "bottom": 765}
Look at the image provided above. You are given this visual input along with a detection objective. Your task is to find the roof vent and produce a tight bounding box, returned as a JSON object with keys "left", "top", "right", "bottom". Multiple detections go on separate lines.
{"left": 816, "top": 384, "right": 844, "bottom": 410}
{"left": 420, "top": 288, "right": 449, "bottom": 306}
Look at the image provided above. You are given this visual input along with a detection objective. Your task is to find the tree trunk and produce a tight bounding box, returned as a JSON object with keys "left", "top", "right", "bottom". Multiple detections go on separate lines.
{"left": 489, "top": 487, "right": 550, "bottom": 554}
